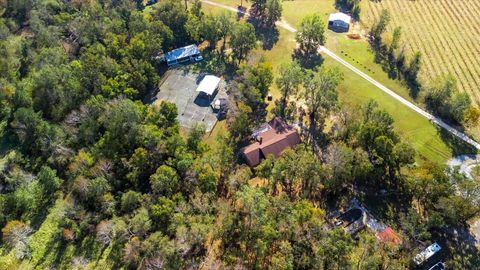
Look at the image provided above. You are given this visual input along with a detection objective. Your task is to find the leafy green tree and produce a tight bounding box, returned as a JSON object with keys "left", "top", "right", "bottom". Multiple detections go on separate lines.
{"left": 399, "top": 208, "right": 431, "bottom": 245}
{"left": 150, "top": 165, "right": 179, "bottom": 196}
{"left": 121, "top": 191, "right": 142, "bottom": 214}
{"left": 236, "top": 61, "right": 273, "bottom": 109}
{"left": 317, "top": 228, "right": 354, "bottom": 270}
{"left": 130, "top": 207, "right": 152, "bottom": 237}
{"left": 370, "top": 9, "right": 390, "bottom": 40}
{"left": 187, "top": 123, "right": 206, "bottom": 154}
{"left": 302, "top": 67, "right": 342, "bottom": 134}
{"left": 405, "top": 162, "right": 452, "bottom": 212}
{"left": 266, "top": 0, "right": 282, "bottom": 24}
{"left": 37, "top": 166, "right": 62, "bottom": 204}
{"left": 217, "top": 11, "right": 233, "bottom": 53}
{"left": 31, "top": 63, "right": 81, "bottom": 121}
{"left": 296, "top": 14, "right": 326, "bottom": 55}
{"left": 153, "top": 0, "right": 189, "bottom": 45}
{"left": 185, "top": 12, "right": 202, "bottom": 42}
{"left": 98, "top": 99, "right": 145, "bottom": 157}
{"left": 201, "top": 15, "right": 222, "bottom": 48}
{"left": 142, "top": 231, "right": 178, "bottom": 269}
{"left": 269, "top": 240, "right": 293, "bottom": 270}
{"left": 424, "top": 74, "right": 472, "bottom": 124}
{"left": 230, "top": 22, "right": 257, "bottom": 64}
{"left": 275, "top": 62, "right": 304, "bottom": 118}
{"left": 229, "top": 102, "right": 253, "bottom": 142}
{"left": 271, "top": 148, "right": 324, "bottom": 199}
{"left": 11, "top": 107, "right": 64, "bottom": 158}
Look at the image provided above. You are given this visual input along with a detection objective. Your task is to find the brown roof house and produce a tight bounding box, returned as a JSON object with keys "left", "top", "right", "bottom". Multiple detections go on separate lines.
{"left": 241, "top": 118, "right": 301, "bottom": 167}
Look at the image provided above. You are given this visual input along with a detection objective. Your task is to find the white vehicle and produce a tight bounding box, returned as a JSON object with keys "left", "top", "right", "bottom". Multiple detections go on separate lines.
{"left": 414, "top": 243, "right": 442, "bottom": 265}
{"left": 428, "top": 262, "right": 445, "bottom": 270}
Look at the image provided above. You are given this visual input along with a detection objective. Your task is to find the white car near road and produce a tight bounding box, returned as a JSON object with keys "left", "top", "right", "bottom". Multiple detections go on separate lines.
{"left": 414, "top": 242, "right": 442, "bottom": 265}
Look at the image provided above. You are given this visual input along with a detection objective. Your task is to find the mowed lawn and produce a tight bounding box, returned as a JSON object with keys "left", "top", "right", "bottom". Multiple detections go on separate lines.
{"left": 203, "top": 2, "right": 459, "bottom": 163}
{"left": 361, "top": 0, "right": 480, "bottom": 107}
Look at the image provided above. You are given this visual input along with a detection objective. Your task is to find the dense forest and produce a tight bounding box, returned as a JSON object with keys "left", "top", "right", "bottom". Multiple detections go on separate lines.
{"left": 0, "top": 0, "right": 479, "bottom": 269}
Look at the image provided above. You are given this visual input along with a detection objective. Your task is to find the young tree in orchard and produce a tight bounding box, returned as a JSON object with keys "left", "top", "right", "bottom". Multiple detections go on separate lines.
{"left": 275, "top": 62, "right": 304, "bottom": 118}
{"left": 230, "top": 22, "right": 257, "bottom": 64}
{"left": 302, "top": 67, "right": 343, "bottom": 136}
{"left": 296, "top": 14, "right": 326, "bottom": 55}
{"left": 406, "top": 51, "right": 421, "bottom": 87}
{"left": 370, "top": 9, "right": 390, "bottom": 41}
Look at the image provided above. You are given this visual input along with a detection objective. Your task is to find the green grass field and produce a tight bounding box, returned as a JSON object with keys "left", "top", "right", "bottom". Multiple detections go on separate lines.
{"left": 203, "top": 1, "right": 461, "bottom": 163}
{"left": 361, "top": 0, "right": 480, "bottom": 108}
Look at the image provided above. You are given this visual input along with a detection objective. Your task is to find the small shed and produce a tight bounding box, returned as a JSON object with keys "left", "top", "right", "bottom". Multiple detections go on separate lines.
{"left": 196, "top": 75, "right": 221, "bottom": 96}
{"left": 376, "top": 227, "right": 402, "bottom": 246}
{"left": 165, "top": 45, "right": 202, "bottom": 66}
{"left": 328, "top": 12, "right": 351, "bottom": 32}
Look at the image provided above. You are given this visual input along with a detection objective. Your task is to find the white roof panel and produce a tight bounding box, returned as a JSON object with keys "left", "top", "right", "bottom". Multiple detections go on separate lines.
{"left": 328, "top": 12, "right": 351, "bottom": 24}
{"left": 196, "top": 75, "right": 221, "bottom": 95}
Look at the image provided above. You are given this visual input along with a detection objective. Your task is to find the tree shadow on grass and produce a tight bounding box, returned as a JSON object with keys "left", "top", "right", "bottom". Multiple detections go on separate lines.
{"left": 430, "top": 224, "right": 480, "bottom": 269}
{"left": 189, "top": 50, "right": 236, "bottom": 79}
{"left": 406, "top": 79, "right": 421, "bottom": 100}
{"left": 292, "top": 49, "right": 324, "bottom": 70}
{"left": 247, "top": 17, "right": 279, "bottom": 50}
{"left": 437, "top": 126, "right": 478, "bottom": 157}
{"left": 33, "top": 234, "right": 64, "bottom": 268}
{"left": 256, "top": 25, "right": 279, "bottom": 50}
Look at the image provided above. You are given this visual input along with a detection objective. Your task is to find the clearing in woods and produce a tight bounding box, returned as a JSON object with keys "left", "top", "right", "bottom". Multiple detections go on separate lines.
{"left": 361, "top": 0, "right": 480, "bottom": 107}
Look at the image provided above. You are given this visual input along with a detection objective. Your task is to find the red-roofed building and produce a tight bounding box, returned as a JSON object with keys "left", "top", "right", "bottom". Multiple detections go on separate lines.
{"left": 376, "top": 227, "right": 402, "bottom": 246}
{"left": 241, "top": 118, "right": 301, "bottom": 167}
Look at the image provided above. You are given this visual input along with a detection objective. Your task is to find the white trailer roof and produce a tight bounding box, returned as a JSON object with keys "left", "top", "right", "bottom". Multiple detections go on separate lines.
{"left": 165, "top": 44, "right": 200, "bottom": 63}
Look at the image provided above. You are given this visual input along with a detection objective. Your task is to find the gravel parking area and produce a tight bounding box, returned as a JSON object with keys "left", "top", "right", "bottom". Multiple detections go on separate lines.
{"left": 151, "top": 68, "right": 227, "bottom": 132}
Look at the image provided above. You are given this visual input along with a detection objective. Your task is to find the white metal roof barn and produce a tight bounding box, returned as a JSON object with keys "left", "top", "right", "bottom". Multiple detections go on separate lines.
{"left": 328, "top": 12, "right": 351, "bottom": 32}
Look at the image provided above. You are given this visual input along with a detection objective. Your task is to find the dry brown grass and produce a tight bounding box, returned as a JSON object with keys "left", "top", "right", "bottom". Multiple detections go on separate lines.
{"left": 361, "top": 0, "right": 480, "bottom": 106}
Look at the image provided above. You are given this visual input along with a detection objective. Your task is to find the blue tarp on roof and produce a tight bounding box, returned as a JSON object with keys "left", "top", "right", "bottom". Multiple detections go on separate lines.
{"left": 165, "top": 45, "right": 200, "bottom": 63}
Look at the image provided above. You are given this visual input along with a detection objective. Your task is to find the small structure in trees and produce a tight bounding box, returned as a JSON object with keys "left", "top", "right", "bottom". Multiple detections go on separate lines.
{"left": 328, "top": 12, "right": 351, "bottom": 32}
{"left": 376, "top": 227, "right": 402, "bottom": 246}
{"left": 333, "top": 207, "right": 367, "bottom": 235}
{"left": 241, "top": 118, "right": 301, "bottom": 167}
{"left": 331, "top": 199, "right": 402, "bottom": 246}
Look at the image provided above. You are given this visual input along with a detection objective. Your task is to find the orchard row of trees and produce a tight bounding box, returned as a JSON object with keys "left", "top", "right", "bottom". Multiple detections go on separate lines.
{"left": 369, "top": 9, "right": 480, "bottom": 127}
